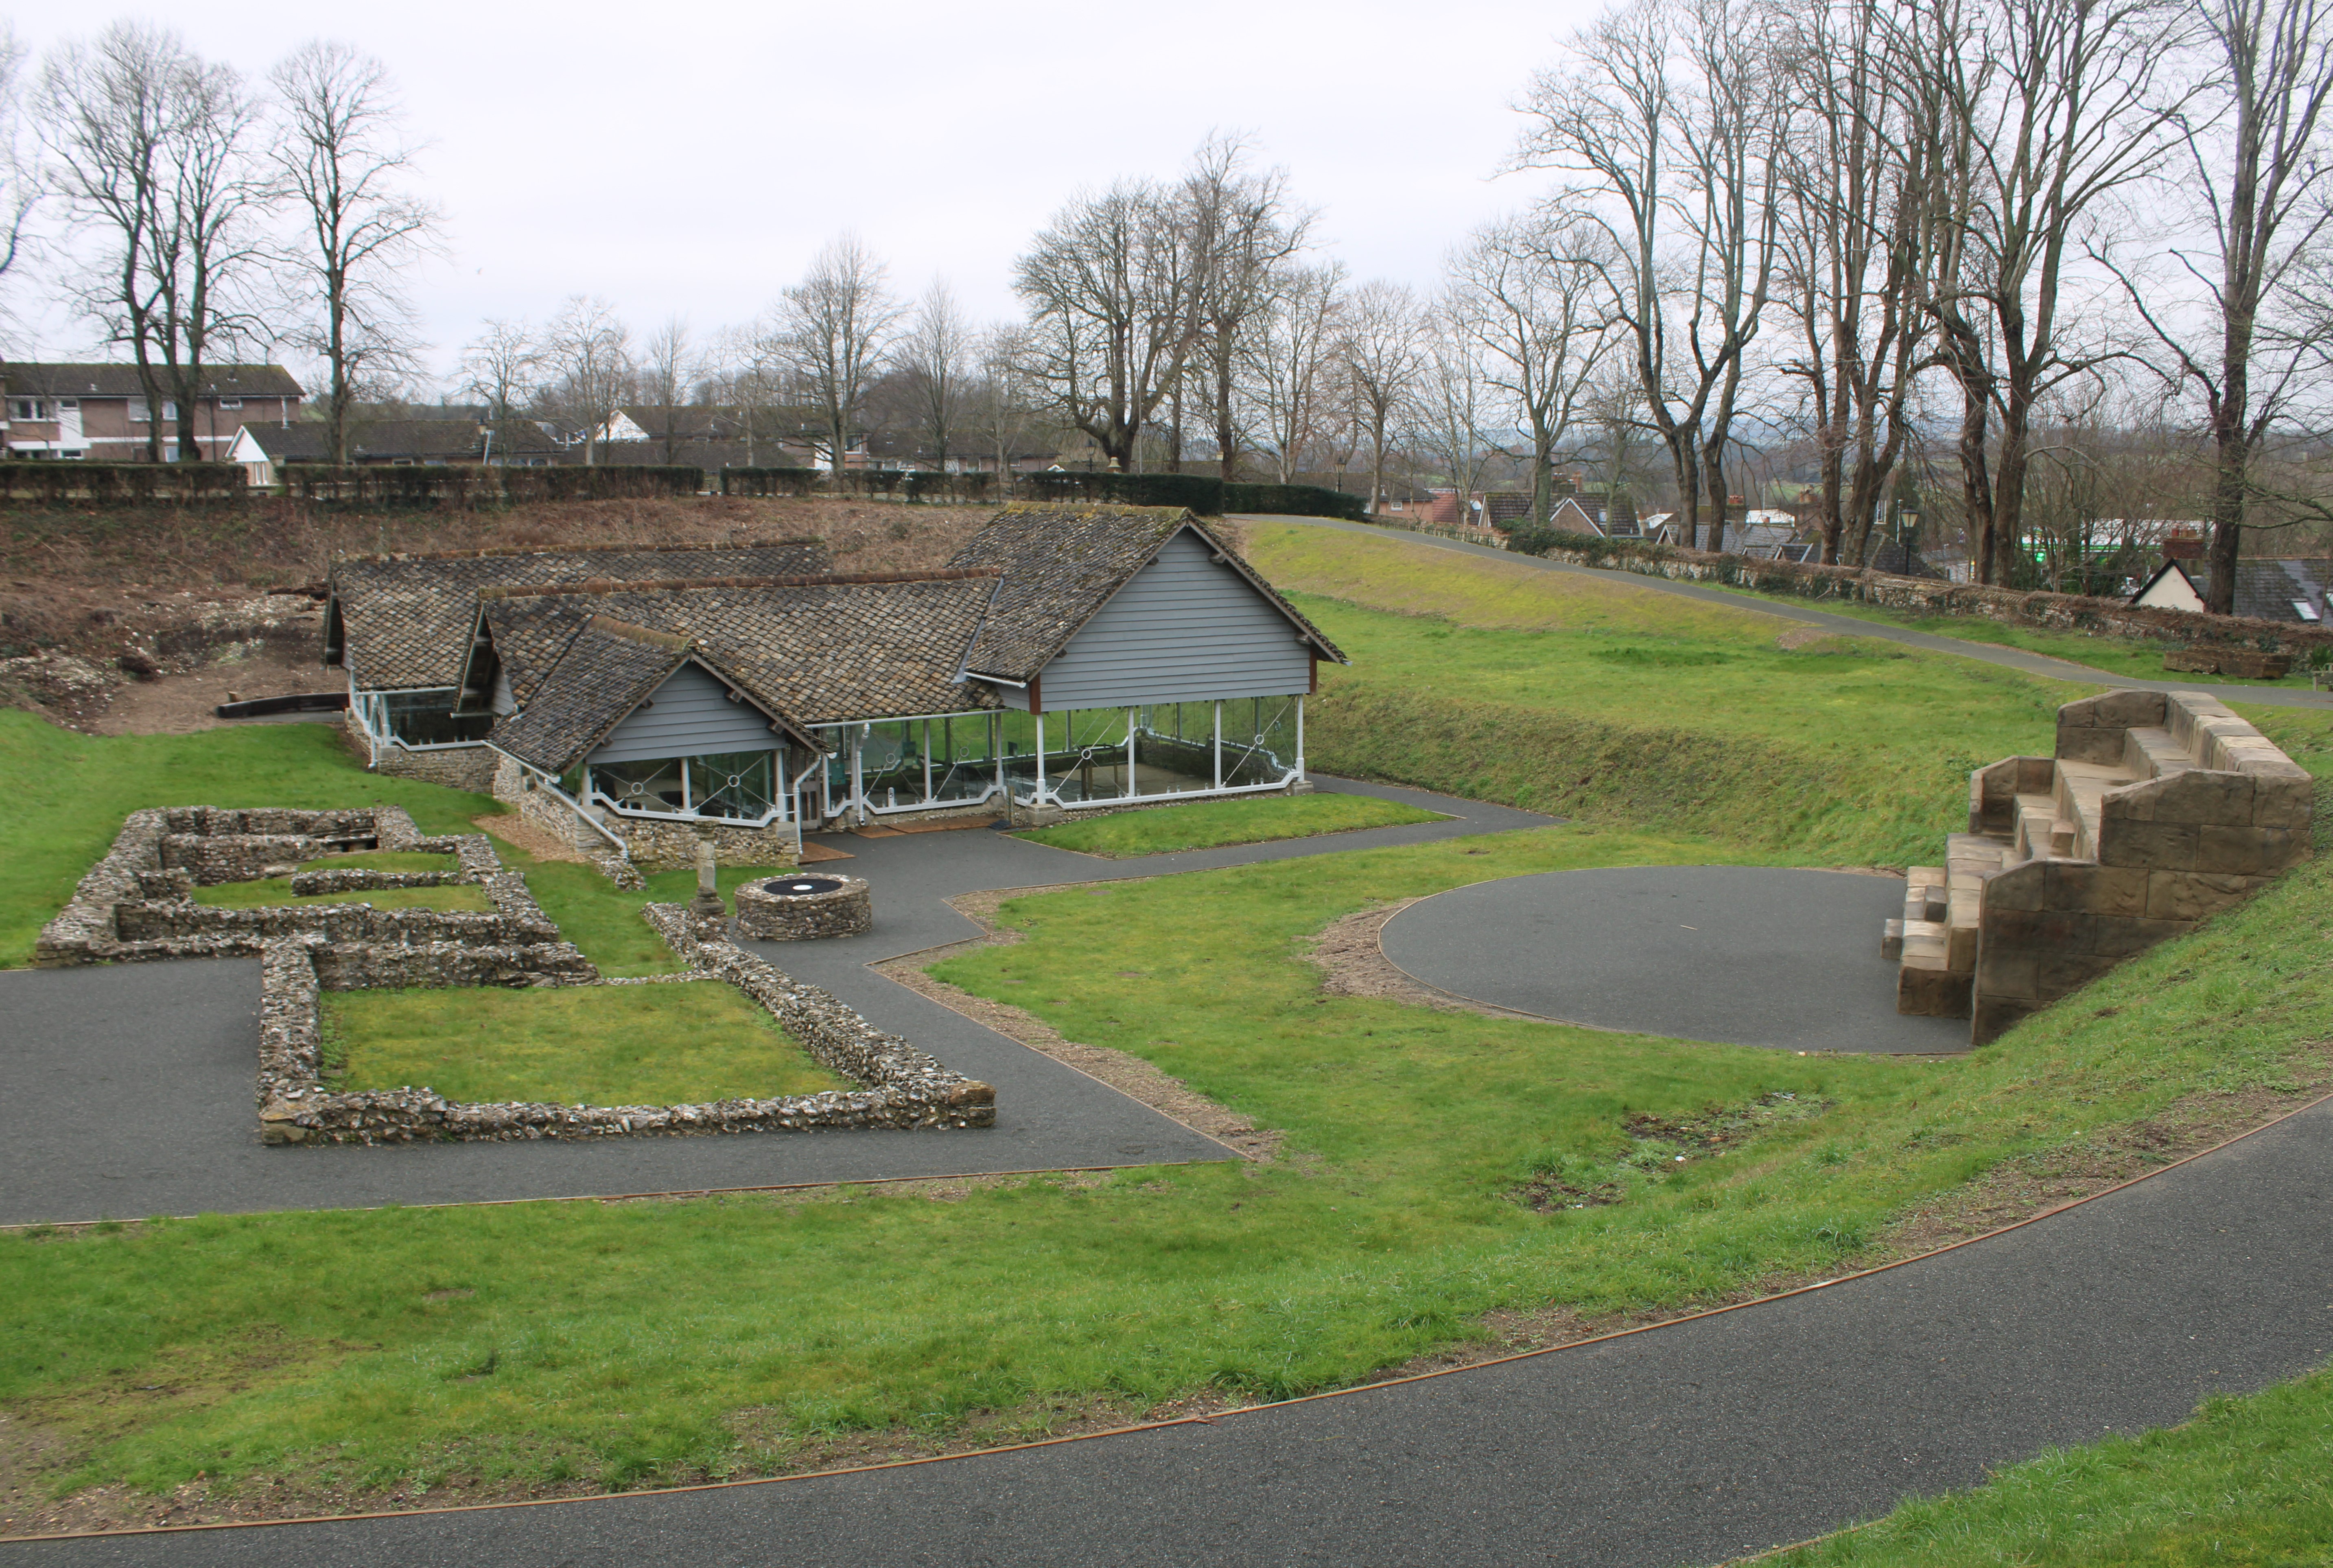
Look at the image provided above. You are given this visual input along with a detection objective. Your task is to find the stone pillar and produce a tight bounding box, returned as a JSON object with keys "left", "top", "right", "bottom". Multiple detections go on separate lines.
{"left": 686, "top": 834, "right": 726, "bottom": 934}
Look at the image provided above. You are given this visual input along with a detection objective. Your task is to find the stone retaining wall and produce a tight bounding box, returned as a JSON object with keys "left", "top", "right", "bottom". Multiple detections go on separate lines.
{"left": 1513, "top": 536, "right": 2333, "bottom": 657}
{"left": 289, "top": 867, "right": 461, "bottom": 894}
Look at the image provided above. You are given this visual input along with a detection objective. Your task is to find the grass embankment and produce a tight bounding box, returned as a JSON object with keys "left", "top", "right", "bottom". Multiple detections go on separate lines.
{"left": 1015, "top": 792, "right": 1443, "bottom": 857}
{"left": 9, "top": 807, "right": 2333, "bottom": 1502}
{"left": 324, "top": 984, "right": 843, "bottom": 1106}
{"left": 1245, "top": 523, "right": 2090, "bottom": 864}
{"left": 0, "top": 711, "right": 500, "bottom": 966}
{"left": 6, "top": 533, "right": 2330, "bottom": 1528}
{"left": 1771, "top": 1369, "right": 2333, "bottom": 1566}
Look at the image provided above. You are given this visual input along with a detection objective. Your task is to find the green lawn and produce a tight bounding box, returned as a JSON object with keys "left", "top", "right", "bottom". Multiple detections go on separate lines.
{"left": 4, "top": 534, "right": 2329, "bottom": 1532}
{"left": 1245, "top": 523, "right": 2092, "bottom": 864}
{"left": 0, "top": 712, "right": 500, "bottom": 967}
{"left": 1015, "top": 792, "right": 1443, "bottom": 857}
{"left": 324, "top": 984, "right": 845, "bottom": 1105}
{"left": 1770, "top": 1368, "right": 2333, "bottom": 1566}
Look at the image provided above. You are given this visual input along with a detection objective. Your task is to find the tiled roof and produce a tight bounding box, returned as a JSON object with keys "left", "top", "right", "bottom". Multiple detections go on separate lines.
{"left": 3, "top": 362, "right": 303, "bottom": 398}
{"left": 946, "top": 503, "right": 1346, "bottom": 681}
{"left": 472, "top": 572, "right": 1003, "bottom": 730}
{"left": 328, "top": 541, "right": 831, "bottom": 691}
{"left": 245, "top": 419, "right": 483, "bottom": 461}
{"left": 489, "top": 618, "right": 691, "bottom": 775}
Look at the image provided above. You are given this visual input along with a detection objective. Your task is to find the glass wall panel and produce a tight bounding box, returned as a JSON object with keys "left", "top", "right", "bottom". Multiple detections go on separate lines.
{"left": 384, "top": 690, "right": 493, "bottom": 746}
{"left": 687, "top": 751, "right": 776, "bottom": 820}
{"left": 1222, "top": 695, "right": 1300, "bottom": 787}
{"left": 593, "top": 757, "right": 686, "bottom": 815}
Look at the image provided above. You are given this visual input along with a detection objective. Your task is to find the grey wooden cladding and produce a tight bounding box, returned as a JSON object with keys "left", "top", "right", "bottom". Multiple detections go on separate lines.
{"left": 1000, "top": 529, "right": 1315, "bottom": 711}
{"left": 590, "top": 660, "right": 780, "bottom": 763}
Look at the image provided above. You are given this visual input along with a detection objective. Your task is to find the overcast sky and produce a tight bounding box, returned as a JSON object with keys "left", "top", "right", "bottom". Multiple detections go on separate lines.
{"left": 17, "top": 0, "right": 1603, "bottom": 386}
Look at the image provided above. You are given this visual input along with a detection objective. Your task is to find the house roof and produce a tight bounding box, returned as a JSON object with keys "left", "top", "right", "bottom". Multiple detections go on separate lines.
{"left": 327, "top": 541, "right": 832, "bottom": 691}
{"left": 470, "top": 570, "right": 1005, "bottom": 731}
{"left": 3, "top": 362, "right": 303, "bottom": 399}
{"left": 945, "top": 503, "right": 1346, "bottom": 682}
{"left": 244, "top": 419, "right": 483, "bottom": 462}
{"left": 2189, "top": 558, "right": 2333, "bottom": 623}
{"left": 488, "top": 615, "right": 823, "bottom": 775}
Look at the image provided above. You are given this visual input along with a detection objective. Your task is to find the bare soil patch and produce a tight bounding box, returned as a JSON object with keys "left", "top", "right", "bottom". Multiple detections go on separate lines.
{"left": 472, "top": 813, "right": 589, "bottom": 865}
{"left": 1305, "top": 900, "right": 1544, "bottom": 1018}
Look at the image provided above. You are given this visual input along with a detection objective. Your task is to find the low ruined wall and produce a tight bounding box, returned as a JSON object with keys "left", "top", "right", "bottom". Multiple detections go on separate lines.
{"left": 1515, "top": 537, "right": 2333, "bottom": 657}
{"left": 258, "top": 923, "right": 993, "bottom": 1144}
{"left": 367, "top": 738, "right": 501, "bottom": 792}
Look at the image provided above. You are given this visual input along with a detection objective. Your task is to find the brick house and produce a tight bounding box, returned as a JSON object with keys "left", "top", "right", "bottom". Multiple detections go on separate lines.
{"left": 3, "top": 363, "right": 303, "bottom": 461}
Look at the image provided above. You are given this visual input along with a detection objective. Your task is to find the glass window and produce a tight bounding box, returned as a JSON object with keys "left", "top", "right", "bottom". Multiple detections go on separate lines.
{"left": 594, "top": 758, "right": 686, "bottom": 815}
{"left": 687, "top": 750, "right": 776, "bottom": 820}
{"left": 382, "top": 691, "right": 493, "bottom": 746}
{"left": 129, "top": 401, "right": 150, "bottom": 421}
{"left": 218, "top": 398, "right": 242, "bottom": 411}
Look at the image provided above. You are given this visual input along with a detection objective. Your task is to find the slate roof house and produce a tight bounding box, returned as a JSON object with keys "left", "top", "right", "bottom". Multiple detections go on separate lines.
{"left": 323, "top": 506, "right": 1346, "bottom": 867}
{"left": 2132, "top": 557, "right": 2333, "bottom": 623}
{"left": 4, "top": 362, "right": 302, "bottom": 461}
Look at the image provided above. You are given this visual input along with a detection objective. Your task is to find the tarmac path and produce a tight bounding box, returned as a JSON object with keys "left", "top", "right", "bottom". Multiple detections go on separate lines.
{"left": 0, "top": 779, "right": 1549, "bottom": 1226}
{"left": 1250, "top": 514, "right": 2333, "bottom": 710}
{"left": 7, "top": 1096, "right": 2326, "bottom": 1566}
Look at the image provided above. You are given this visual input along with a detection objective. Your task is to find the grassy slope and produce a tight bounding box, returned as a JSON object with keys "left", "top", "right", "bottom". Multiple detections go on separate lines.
{"left": 1246, "top": 523, "right": 2088, "bottom": 864}
{"left": 0, "top": 712, "right": 500, "bottom": 966}
{"left": 4, "top": 533, "right": 2330, "bottom": 1520}
{"left": 327, "top": 984, "right": 843, "bottom": 1105}
{"left": 1014, "top": 792, "right": 1441, "bottom": 857}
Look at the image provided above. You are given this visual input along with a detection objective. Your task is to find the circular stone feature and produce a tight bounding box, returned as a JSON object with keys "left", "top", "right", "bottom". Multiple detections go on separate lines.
{"left": 1380, "top": 866, "right": 1966, "bottom": 1054}
{"left": 763, "top": 877, "right": 844, "bottom": 897}
{"left": 733, "top": 872, "right": 872, "bottom": 942}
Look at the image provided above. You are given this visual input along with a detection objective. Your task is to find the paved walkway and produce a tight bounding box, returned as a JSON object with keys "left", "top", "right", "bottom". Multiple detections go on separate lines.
{"left": 0, "top": 779, "right": 1549, "bottom": 1227}
{"left": 1250, "top": 515, "right": 2333, "bottom": 711}
{"left": 10, "top": 1096, "right": 2325, "bottom": 1566}
{"left": 1382, "top": 866, "right": 1968, "bottom": 1054}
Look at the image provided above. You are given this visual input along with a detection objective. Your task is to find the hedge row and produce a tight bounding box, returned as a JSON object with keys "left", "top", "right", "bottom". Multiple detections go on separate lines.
{"left": 0, "top": 461, "right": 247, "bottom": 504}
{"left": 1020, "top": 470, "right": 1369, "bottom": 521}
{"left": 284, "top": 465, "right": 706, "bottom": 506}
{"left": 720, "top": 468, "right": 1001, "bottom": 502}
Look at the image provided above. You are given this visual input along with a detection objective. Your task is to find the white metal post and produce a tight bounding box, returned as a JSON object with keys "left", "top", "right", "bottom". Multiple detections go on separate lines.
{"left": 1211, "top": 700, "right": 1222, "bottom": 791}
{"left": 993, "top": 714, "right": 1005, "bottom": 799}
{"left": 850, "top": 726, "right": 866, "bottom": 825}
{"left": 1295, "top": 695, "right": 1305, "bottom": 779}
{"left": 1034, "top": 713, "right": 1047, "bottom": 805}
{"left": 922, "top": 718, "right": 933, "bottom": 803}
{"left": 1124, "top": 707, "right": 1136, "bottom": 798}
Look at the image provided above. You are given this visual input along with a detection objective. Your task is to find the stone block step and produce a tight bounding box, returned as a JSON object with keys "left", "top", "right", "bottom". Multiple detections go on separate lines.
{"left": 1881, "top": 916, "right": 1905, "bottom": 960}
{"left": 2121, "top": 725, "right": 2196, "bottom": 782}
{"left": 1897, "top": 957, "right": 1973, "bottom": 1018}
{"left": 2012, "top": 794, "right": 2068, "bottom": 862}
{"left": 2053, "top": 758, "right": 2140, "bottom": 861}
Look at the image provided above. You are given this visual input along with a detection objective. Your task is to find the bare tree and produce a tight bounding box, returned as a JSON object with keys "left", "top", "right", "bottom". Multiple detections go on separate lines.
{"left": 1919, "top": 0, "right": 2201, "bottom": 584}
{"left": 2106, "top": 0, "right": 2333, "bottom": 609}
{"left": 1013, "top": 179, "right": 1204, "bottom": 471}
{"left": 1343, "top": 280, "right": 1429, "bottom": 513}
{"left": 42, "top": 23, "right": 268, "bottom": 461}
{"left": 1185, "top": 133, "right": 1313, "bottom": 480}
{"left": 1450, "top": 214, "right": 1615, "bottom": 525}
{"left": 1410, "top": 291, "right": 1501, "bottom": 518}
{"left": 775, "top": 233, "right": 901, "bottom": 483}
{"left": 1771, "top": 0, "right": 1932, "bottom": 564}
{"left": 1243, "top": 260, "right": 1348, "bottom": 483}
{"left": 967, "top": 321, "right": 1041, "bottom": 484}
{"left": 542, "top": 295, "right": 631, "bottom": 465}
{"left": 896, "top": 279, "right": 970, "bottom": 472}
{"left": 636, "top": 316, "right": 698, "bottom": 464}
{"left": 268, "top": 41, "right": 436, "bottom": 467}
{"left": 1516, "top": 0, "right": 1789, "bottom": 552}
{"left": 459, "top": 317, "right": 540, "bottom": 421}
{"left": 0, "top": 26, "right": 37, "bottom": 313}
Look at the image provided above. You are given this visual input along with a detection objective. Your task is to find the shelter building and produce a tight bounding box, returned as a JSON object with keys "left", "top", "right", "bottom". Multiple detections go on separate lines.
{"left": 324, "top": 506, "right": 1346, "bottom": 868}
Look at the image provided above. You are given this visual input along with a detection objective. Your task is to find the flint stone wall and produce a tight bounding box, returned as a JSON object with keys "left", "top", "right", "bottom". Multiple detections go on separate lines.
{"left": 734, "top": 875, "right": 872, "bottom": 940}
{"left": 290, "top": 866, "right": 461, "bottom": 894}
{"left": 258, "top": 915, "right": 993, "bottom": 1144}
{"left": 1523, "top": 537, "right": 2333, "bottom": 657}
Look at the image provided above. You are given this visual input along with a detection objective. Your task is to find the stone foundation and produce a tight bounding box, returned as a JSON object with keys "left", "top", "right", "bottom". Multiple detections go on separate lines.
{"left": 734, "top": 874, "right": 872, "bottom": 940}
{"left": 489, "top": 754, "right": 798, "bottom": 873}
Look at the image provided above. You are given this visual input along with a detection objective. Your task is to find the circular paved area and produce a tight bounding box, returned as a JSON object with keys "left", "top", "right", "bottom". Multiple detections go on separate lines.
{"left": 1380, "top": 865, "right": 1969, "bottom": 1054}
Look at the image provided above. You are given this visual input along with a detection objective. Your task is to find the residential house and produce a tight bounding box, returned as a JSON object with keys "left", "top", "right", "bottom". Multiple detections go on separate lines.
{"left": 4, "top": 362, "right": 302, "bottom": 461}
{"left": 2134, "top": 557, "right": 2333, "bottom": 622}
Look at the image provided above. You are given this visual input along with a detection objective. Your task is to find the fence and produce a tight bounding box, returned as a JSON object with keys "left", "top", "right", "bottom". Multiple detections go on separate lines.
{"left": 282, "top": 464, "right": 706, "bottom": 506}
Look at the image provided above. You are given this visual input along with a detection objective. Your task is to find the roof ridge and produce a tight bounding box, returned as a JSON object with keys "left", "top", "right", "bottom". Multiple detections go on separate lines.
{"left": 337, "top": 538, "right": 824, "bottom": 565}
{"left": 480, "top": 568, "right": 1003, "bottom": 599}
{"left": 583, "top": 614, "right": 693, "bottom": 653}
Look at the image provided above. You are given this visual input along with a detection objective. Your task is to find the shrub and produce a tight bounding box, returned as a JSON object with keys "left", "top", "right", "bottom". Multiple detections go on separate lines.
{"left": 718, "top": 467, "right": 821, "bottom": 498}
{"left": 1020, "top": 470, "right": 1368, "bottom": 520}
{"left": 0, "top": 462, "right": 246, "bottom": 505}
